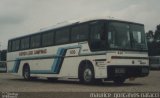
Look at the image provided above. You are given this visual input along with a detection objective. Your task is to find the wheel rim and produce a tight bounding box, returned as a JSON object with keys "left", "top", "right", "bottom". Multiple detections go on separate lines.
{"left": 83, "top": 68, "right": 92, "bottom": 82}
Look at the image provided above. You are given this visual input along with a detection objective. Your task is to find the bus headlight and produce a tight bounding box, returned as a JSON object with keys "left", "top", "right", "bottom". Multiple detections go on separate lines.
{"left": 142, "top": 68, "right": 149, "bottom": 73}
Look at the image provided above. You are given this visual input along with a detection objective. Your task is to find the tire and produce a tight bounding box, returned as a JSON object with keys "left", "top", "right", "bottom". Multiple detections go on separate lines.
{"left": 47, "top": 78, "right": 58, "bottom": 81}
{"left": 113, "top": 77, "right": 125, "bottom": 85}
{"left": 79, "top": 65, "right": 95, "bottom": 84}
{"left": 23, "top": 65, "right": 31, "bottom": 80}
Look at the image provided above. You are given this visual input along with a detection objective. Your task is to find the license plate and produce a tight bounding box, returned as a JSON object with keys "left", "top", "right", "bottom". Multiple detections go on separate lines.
{"left": 115, "top": 68, "right": 125, "bottom": 74}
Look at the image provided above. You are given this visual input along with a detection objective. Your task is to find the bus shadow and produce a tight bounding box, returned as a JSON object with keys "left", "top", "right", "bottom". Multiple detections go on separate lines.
{"left": 9, "top": 78, "right": 144, "bottom": 87}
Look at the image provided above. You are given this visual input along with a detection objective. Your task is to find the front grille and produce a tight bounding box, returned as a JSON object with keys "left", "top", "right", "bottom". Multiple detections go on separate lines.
{"left": 107, "top": 65, "right": 149, "bottom": 79}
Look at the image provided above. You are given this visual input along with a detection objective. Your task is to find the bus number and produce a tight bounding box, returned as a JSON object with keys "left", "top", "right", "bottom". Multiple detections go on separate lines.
{"left": 70, "top": 50, "right": 76, "bottom": 54}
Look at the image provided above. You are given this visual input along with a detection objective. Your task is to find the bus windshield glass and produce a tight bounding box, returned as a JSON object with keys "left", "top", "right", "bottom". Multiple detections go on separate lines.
{"left": 107, "top": 21, "right": 147, "bottom": 51}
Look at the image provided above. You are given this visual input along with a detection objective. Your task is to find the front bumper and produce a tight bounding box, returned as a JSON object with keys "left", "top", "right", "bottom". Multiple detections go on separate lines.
{"left": 107, "top": 65, "right": 149, "bottom": 79}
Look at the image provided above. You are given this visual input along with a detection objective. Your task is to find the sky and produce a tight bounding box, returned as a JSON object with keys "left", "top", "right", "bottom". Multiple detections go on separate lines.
{"left": 0, "top": 0, "right": 160, "bottom": 49}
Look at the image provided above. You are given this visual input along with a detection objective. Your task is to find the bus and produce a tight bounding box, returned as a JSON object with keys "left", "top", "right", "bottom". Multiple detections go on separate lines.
{"left": 147, "top": 41, "right": 160, "bottom": 70}
{"left": 149, "top": 56, "right": 160, "bottom": 70}
{"left": 0, "top": 50, "right": 7, "bottom": 73}
{"left": 7, "top": 18, "right": 149, "bottom": 84}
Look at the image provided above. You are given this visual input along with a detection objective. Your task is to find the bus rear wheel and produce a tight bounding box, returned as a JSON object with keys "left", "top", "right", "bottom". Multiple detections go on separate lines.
{"left": 23, "top": 65, "right": 31, "bottom": 80}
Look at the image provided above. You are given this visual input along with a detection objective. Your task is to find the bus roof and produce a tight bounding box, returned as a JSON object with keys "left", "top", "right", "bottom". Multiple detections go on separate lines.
{"left": 9, "top": 17, "right": 144, "bottom": 41}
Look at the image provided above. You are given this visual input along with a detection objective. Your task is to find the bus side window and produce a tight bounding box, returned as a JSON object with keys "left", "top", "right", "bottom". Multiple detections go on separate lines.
{"left": 90, "top": 21, "right": 106, "bottom": 51}
{"left": 12, "top": 39, "right": 20, "bottom": 51}
{"left": 71, "top": 24, "right": 89, "bottom": 42}
{"left": 55, "top": 28, "right": 70, "bottom": 45}
{"left": 21, "top": 37, "right": 30, "bottom": 50}
{"left": 30, "top": 34, "right": 41, "bottom": 48}
{"left": 42, "top": 31, "right": 54, "bottom": 46}
{"left": 8, "top": 41, "right": 12, "bottom": 52}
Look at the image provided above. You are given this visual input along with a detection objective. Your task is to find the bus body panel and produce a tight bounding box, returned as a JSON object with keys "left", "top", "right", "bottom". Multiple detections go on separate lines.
{"left": 7, "top": 42, "right": 149, "bottom": 79}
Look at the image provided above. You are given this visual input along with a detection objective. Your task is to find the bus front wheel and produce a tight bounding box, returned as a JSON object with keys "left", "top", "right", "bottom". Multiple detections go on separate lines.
{"left": 79, "top": 65, "right": 95, "bottom": 84}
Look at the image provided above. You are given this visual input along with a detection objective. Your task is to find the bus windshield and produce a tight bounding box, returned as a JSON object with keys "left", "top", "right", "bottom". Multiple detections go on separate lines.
{"left": 107, "top": 21, "right": 147, "bottom": 51}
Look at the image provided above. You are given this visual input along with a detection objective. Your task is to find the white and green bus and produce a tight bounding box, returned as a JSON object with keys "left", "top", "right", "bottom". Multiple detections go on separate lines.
{"left": 7, "top": 18, "right": 149, "bottom": 84}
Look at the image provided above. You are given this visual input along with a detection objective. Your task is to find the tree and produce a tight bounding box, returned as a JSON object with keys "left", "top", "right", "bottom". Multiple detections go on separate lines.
{"left": 157, "top": 24, "right": 160, "bottom": 30}
{"left": 146, "top": 30, "right": 154, "bottom": 42}
{"left": 154, "top": 24, "right": 160, "bottom": 42}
